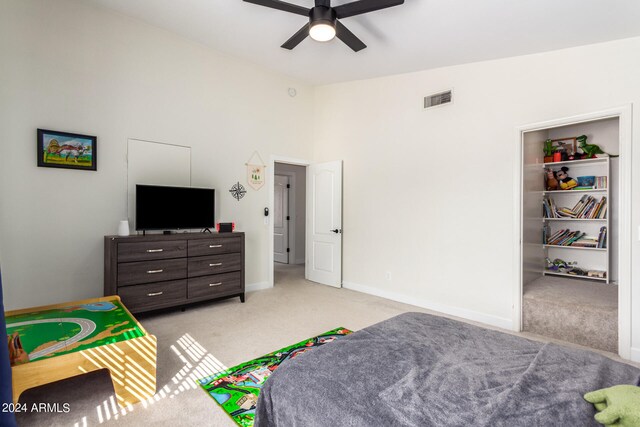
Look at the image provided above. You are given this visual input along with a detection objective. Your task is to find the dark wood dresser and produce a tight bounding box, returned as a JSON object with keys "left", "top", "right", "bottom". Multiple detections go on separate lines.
{"left": 104, "top": 232, "right": 245, "bottom": 314}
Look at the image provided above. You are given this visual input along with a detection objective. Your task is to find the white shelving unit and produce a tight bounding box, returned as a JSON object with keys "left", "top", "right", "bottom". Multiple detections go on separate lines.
{"left": 542, "top": 157, "right": 610, "bottom": 283}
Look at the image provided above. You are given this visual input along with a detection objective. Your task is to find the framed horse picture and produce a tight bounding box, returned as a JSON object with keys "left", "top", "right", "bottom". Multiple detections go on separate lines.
{"left": 37, "top": 129, "right": 97, "bottom": 171}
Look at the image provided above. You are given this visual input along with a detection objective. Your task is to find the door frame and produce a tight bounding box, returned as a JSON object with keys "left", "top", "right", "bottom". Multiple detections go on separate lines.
{"left": 268, "top": 156, "right": 310, "bottom": 288}
{"left": 274, "top": 173, "right": 292, "bottom": 264}
{"left": 513, "top": 105, "right": 633, "bottom": 359}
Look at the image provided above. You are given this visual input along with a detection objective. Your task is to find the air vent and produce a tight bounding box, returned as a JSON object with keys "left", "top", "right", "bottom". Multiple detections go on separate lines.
{"left": 423, "top": 90, "right": 453, "bottom": 109}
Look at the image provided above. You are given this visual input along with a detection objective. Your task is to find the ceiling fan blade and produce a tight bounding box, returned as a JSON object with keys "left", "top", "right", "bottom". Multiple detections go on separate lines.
{"left": 334, "top": 0, "right": 404, "bottom": 19}
{"left": 335, "top": 21, "right": 366, "bottom": 52}
{"left": 281, "top": 23, "right": 310, "bottom": 50}
{"left": 243, "top": 0, "right": 309, "bottom": 17}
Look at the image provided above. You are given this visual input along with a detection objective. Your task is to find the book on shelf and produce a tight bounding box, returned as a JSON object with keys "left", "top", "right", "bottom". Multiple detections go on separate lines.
{"left": 571, "top": 235, "right": 599, "bottom": 247}
{"left": 599, "top": 205, "right": 607, "bottom": 219}
{"left": 595, "top": 176, "right": 607, "bottom": 189}
{"left": 546, "top": 229, "right": 582, "bottom": 246}
{"left": 597, "top": 226, "right": 607, "bottom": 249}
{"left": 557, "top": 208, "right": 576, "bottom": 218}
{"left": 546, "top": 228, "right": 568, "bottom": 243}
{"left": 543, "top": 197, "right": 558, "bottom": 218}
{"left": 544, "top": 228, "right": 606, "bottom": 248}
{"left": 573, "top": 195, "right": 591, "bottom": 217}
{"left": 590, "top": 196, "right": 606, "bottom": 219}
{"left": 543, "top": 199, "right": 551, "bottom": 218}
{"left": 543, "top": 195, "right": 607, "bottom": 219}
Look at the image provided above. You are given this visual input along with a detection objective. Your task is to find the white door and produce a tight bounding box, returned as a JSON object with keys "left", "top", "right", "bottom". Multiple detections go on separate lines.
{"left": 274, "top": 175, "right": 289, "bottom": 264}
{"left": 306, "top": 161, "right": 342, "bottom": 287}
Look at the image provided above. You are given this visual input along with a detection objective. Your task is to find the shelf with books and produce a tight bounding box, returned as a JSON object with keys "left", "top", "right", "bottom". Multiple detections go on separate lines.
{"left": 543, "top": 194, "right": 607, "bottom": 220}
{"left": 543, "top": 227, "right": 607, "bottom": 248}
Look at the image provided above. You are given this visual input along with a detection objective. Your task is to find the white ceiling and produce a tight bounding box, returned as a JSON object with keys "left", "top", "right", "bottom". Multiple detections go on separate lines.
{"left": 87, "top": 0, "right": 640, "bottom": 85}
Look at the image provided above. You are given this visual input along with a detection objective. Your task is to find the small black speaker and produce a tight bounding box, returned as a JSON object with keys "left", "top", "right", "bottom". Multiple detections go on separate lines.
{"left": 217, "top": 222, "right": 234, "bottom": 233}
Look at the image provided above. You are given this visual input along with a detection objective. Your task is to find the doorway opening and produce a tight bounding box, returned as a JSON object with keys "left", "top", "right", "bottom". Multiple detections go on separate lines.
{"left": 515, "top": 106, "right": 632, "bottom": 359}
{"left": 267, "top": 157, "right": 344, "bottom": 290}
{"left": 274, "top": 162, "right": 307, "bottom": 285}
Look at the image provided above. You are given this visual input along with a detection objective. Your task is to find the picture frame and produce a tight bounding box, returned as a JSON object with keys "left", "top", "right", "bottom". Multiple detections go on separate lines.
{"left": 549, "top": 137, "right": 577, "bottom": 157}
{"left": 37, "top": 129, "right": 97, "bottom": 171}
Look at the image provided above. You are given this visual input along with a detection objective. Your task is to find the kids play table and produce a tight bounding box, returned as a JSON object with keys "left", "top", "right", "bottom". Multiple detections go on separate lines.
{"left": 5, "top": 296, "right": 157, "bottom": 408}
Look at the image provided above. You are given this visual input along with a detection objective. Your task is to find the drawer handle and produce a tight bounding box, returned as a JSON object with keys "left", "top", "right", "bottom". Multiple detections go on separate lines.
{"left": 209, "top": 263, "right": 222, "bottom": 267}
{"left": 146, "top": 249, "right": 164, "bottom": 253}
{"left": 209, "top": 244, "right": 223, "bottom": 248}
{"left": 147, "top": 269, "right": 164, "bottom": 274}
{"left": 147, "top": 292, "right": 164, "bottom": 297}
{"left": 209, "top": 282, "right": 223, "bottom": 287}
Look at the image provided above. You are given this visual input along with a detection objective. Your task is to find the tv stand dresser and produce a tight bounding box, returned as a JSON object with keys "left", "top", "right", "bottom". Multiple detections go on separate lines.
{"left": 104, "top": 232, "right": 245, "bottom": 314}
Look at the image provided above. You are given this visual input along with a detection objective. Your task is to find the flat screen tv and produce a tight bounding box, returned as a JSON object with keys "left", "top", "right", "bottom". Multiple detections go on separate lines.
{"left": 136, "top": 185, "right": 215, "bottom": 231}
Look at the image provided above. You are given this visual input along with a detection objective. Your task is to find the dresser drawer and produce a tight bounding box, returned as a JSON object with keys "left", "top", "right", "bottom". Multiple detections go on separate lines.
{"left": 188, "top": 237, "right": 241, "bottom": 257}
{"left": 188, "top": 272, "right": 242, "bottom": 300}
{"left": 118, "top": 280, "right": 187, "bottom": 313}
{"left": 118, "top": 258, "right": 187, "bottom": 286}
{"left": 188, "top": 253, "right": 241, "bottom": 277}
{"left": 118, "top": 240, "right": 187, "bottom": 262}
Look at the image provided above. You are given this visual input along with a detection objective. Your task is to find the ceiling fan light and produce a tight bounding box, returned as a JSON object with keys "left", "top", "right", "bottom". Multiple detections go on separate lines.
{"left": 309, "top": 22, "right": 336, "bottom": 42}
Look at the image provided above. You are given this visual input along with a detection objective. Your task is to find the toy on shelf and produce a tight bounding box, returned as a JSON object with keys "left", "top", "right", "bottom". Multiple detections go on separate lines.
{"left": 545, "top": 168, "right": 559, "bottom": 191}
{"left": 543, "top": 139, "right": 555, "bottom": 163}
{"left": 555, "top": 167, "right": 578, "bottom": 190}
{"left": 545, "top": 258, "right": 577, "bottom": 272}
{"left": 576, "top": 176, "right": 595, "bottom": 187}
{"left": 555, "top": 141, "right": 570, "bottom": 162}
{"left": 577, "top": 135, "right": 619, "bottom": 158}
{"left": 588, "top": 270, "right": 607, "bottom": 279}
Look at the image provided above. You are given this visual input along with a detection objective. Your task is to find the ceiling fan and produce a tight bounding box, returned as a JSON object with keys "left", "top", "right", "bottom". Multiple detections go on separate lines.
{"left": 243, "top": 0, "right": 404, "bottom": 52}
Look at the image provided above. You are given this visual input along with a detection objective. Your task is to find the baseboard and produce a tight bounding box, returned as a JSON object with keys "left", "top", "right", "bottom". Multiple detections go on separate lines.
{"left": 342, "top": 281, "right": 513, "bottom": 331}
{"left": 246, "top": 281, "right": 271, "bottom": 293}
{"left": 631, "top": 347, "right": 640, "bottom": 363}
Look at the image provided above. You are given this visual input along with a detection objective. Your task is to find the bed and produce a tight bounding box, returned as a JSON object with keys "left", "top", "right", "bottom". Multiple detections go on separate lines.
{"left": 254, "top": 312, "right": 640, "bottom": 426}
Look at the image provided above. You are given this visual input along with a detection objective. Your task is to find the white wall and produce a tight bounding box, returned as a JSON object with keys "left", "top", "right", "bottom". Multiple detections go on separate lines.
{"left": 313, "top": 37, "right": 640, "bottom": 358}
{"left": 0, "top": 0, "right": 313, "bottom": 309}
{"left": 274, "top": 163, "right": 306, "bottom": 265}
{"left": 126, "top": 139, "right": 192, "bottom": 229}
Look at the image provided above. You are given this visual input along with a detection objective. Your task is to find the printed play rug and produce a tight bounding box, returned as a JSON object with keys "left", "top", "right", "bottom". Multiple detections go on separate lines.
{"left": 198, "top": 327, "right": 352, "bottom": 427}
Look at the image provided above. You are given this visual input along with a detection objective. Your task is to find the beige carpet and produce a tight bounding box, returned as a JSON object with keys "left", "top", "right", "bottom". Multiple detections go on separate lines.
{"left": 523, "top": 276, "right": 618, "bottom": 353}
{"left": 14, "top": 265, "right": 634, "bottom": 426}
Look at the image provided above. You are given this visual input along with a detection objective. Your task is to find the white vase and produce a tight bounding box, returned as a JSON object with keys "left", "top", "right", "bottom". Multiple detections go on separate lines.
{"left": 117, "top": 220, "right": 130, "bottom": 236}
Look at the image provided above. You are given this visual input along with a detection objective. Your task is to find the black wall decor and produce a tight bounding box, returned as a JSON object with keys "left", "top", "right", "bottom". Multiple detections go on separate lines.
{"left": 229, "top": 182, "right": 247, "bottom": 201}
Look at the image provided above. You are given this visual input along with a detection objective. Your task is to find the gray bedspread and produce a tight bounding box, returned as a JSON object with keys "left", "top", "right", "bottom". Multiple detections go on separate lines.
{"left": 254, "top": 312, "right": 640, "bottom": 427}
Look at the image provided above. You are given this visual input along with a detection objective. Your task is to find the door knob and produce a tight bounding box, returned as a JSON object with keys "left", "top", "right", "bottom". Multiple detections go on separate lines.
{"left": 331, "top": 229, "right": 342, "bottom": 234}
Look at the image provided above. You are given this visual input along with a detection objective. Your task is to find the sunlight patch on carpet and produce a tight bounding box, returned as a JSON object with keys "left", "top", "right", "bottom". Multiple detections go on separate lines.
{"left": 72, "top": 332, "right": 229, "bottom": 425}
